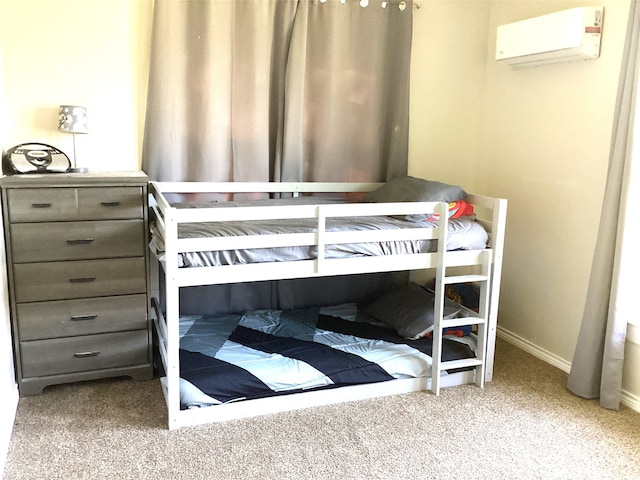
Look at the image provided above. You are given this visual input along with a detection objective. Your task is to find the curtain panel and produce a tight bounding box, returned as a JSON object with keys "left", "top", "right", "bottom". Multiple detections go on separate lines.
{"left": 567, "top": 0, "right": 639, "bottom": 410}
{"left": 142, "top": 0, "right": 413, "bottom": 183}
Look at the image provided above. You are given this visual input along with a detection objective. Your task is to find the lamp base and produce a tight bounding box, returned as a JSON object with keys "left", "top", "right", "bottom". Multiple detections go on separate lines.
{"left": 68, "top": 167, "right": 89, "bottom": 173}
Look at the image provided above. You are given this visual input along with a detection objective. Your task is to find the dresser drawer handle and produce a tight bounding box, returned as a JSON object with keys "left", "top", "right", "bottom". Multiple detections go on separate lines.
{"left": 31, "top": 203, "right": 52, "bottom": 209}
{"left": 70, "top": 314, "right": 98, "bottom": 321}
{"left": 69, "top": 277, "right": 96, "bottom": 283}
{"left": 73, "top": 351, "right": 100, "bottom": 358}
{"left": 100, "top": 201, "right": 121, "bottom": 207}
{"left": 66, "top": 238, "right": 95, "bottom": 245}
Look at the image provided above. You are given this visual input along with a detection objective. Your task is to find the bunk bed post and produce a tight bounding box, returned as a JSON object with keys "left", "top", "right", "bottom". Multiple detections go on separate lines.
{"left": 429, "top": 202, "right": 449, "bottom": 395}
{"left": 484, "top": 198, "right": 508, "bottom": 383}
{"left": 161, "top": 195, "right": 182, "bottom": 430}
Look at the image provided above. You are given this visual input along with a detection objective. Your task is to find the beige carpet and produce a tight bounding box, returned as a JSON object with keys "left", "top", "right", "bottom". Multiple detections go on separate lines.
{"left": 4, "top": 339, "right": 640, "bottom": 480}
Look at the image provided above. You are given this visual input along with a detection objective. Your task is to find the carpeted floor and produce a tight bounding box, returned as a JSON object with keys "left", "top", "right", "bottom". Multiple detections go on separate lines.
{"left": 4, "top": 339, "right": 640, "bottom": 480}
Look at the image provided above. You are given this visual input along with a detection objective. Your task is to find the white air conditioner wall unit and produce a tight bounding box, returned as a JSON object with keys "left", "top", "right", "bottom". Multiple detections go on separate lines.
{"left": 496, "top": 7, "right": 604, "bottom": 67}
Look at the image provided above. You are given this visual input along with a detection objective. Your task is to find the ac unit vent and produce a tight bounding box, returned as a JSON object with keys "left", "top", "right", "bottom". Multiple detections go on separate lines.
{"left": 496, "top": 7, "right": 604, "bottom": 68}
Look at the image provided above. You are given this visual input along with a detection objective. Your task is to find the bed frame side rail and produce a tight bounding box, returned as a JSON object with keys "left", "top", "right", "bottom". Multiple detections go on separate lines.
{"left": 149, "top": 181, "right": 458, "bottom": 287}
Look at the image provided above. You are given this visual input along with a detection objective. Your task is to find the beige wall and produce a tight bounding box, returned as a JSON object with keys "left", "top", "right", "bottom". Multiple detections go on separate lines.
{"left": 0, "top": 36, "right": 19, "bottom": 475}
{"left": 0, "top": 0, "right": 153, "bottom": 171}
{"left": 409, "top": 1, "right": 491, "bottom": 191}
{"left": 480, "top": 0, "right": 622, "bottom": 357}
{"left": 411, "top": 0, "right": 639, "bottom": 407}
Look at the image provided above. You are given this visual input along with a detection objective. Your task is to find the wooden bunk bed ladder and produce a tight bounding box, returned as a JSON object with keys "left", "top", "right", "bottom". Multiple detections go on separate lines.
{"left": 430, "top": 248, "right": 493, "bottom": 395}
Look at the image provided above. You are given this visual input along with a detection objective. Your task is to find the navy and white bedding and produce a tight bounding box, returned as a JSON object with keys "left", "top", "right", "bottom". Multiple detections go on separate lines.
{"left": 151, "top": 197, "right": 488, "bottom": 268}
{"left": 176, "top": 303, "right": 476, "bottom": 409}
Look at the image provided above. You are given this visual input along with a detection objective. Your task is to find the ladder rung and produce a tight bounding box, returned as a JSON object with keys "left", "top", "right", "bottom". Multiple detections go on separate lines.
{"left": 439, "top": 358, "right": 484, "bottom": 371}
{"left": 444, "top": 274, "right": 488, "bottom": 284}
{"left": 441, "top": 316, "right": 486, "bottom": 328}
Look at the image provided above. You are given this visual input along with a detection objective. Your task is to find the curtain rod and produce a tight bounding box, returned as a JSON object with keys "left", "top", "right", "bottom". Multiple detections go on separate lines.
{"left": 318, "top": 0, "right": 422, "bottom": 10}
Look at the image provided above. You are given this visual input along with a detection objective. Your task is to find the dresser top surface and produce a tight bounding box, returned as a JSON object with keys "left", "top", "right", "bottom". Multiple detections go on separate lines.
{"left": 0, "top": 171, "right": 148, "bottom": 188}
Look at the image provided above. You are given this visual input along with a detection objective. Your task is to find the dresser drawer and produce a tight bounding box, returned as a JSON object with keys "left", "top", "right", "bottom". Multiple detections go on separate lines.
{"left": 17, "top": 294, "right": 148, "bottom": 341}
{"left": 10, "top": 219, "right": 145, "bottom": 263}
{"left": 78, "top": 187, "right": 144, "bottom": 220}
{"left": 7, "top": 187, "right": 143, "bottom": 223}
{"left": 7, "top": 188, "right": 76, "bottom": 222}
{"left": 13, "top": 257, "right": 146, "bottom": 303}
{"left": 20, "top": 330, "right": 149, "bottom": 378}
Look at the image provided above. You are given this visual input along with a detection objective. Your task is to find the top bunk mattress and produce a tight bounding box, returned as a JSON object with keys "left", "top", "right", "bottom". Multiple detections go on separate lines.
{"left": 150, "top": 197, "right": 489, "bottom": 268}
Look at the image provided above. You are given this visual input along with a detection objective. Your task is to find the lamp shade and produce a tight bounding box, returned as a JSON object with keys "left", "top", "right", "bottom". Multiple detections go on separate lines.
{"left": 58, "top": 105, "right": 88, "bottom": 134}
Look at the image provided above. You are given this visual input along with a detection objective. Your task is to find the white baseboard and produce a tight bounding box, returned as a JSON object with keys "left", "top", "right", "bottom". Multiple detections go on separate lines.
{"left": 621, "top": 389, "right": 640, "bottom": 412}
{"left": 0, "top": 383, "right": 18, "bottom": 474}
{"left": 497, "top": 326, "right": 571, "bottom": 373}
{"left": 496, "top": 326, "right": 640, "bottom": 414}
{"left": 627, "top": 323, "right": 640, "bottom": 345}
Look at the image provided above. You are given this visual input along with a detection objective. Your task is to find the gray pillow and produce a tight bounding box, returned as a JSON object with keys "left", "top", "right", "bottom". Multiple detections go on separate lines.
{"left": 364, "top": 282, "right": 463, "bottom": 339}
{"left": 364, "top": 176, "right": 466, "bottom": 204}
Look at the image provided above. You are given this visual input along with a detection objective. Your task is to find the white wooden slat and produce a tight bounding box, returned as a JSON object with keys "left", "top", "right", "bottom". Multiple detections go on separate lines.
{"left": 443, "top": 249, "right": 488, "bottom": 267}
{"left": 440, "top": 358, "right": 484, "bottom": 370}
{"left": 440, "top": 316, "right": 486, "bottom": 329}
{"left": 444, "top": 274, "right": 489, "bottom": 284}
{"left": 174, "top": 204, "right": 323, "bottom": 223}
{"left": 169, "top": 371, "right": 476, "bottom": 429}
{"left": 152, "top": 181, "right": 383, "bottom": 194}
{"left": 315, "top": 253, "right": 439, "bottom": 277}
{"left": 174, "top": 253, "right": 441, "bottom": 287}
{"left": 151, "top": 298, "right": 168, "bottom": 347}
{"left": 166, "top": 200, "right": 445, "bottom": 224}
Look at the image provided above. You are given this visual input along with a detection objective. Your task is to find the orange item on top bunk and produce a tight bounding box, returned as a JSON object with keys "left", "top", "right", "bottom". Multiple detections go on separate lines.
{"left": 426, "top": 200, "right": 474, "bottom": 221}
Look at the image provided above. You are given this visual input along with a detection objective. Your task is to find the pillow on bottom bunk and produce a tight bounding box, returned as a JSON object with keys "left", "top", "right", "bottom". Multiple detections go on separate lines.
{"left": 364, "top": 282, "right": 466, "bottom": 340}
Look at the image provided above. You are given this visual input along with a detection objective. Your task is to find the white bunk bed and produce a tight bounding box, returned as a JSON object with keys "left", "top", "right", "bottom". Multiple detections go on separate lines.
{"left": 148, "top": 179, "right": 507, "bottom": 430}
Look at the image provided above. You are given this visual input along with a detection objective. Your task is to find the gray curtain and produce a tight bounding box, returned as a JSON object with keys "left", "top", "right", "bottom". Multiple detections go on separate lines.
{"left": 142, "top": 0, "right": 412, "bottom": 183}
{"left": 567, "top": 0, "right": 639, "bottom": 410}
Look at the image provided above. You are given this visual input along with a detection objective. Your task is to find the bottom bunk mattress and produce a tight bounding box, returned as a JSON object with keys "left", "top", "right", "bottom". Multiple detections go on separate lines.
{"left": 176, "top": 303, "right": 477, "bottom": 409}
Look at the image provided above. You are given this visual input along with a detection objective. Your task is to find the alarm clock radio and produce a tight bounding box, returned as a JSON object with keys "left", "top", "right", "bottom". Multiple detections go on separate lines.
{"left": 2, "top": 142, "right": 71, "bottom": 175}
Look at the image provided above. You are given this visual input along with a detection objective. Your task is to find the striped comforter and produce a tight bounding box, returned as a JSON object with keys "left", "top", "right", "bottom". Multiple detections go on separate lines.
{"left": 177, "top": 303, "right": 476, "bottom": 409}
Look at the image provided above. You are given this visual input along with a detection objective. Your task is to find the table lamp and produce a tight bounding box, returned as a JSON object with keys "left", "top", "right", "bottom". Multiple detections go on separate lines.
{"left": 58, "top": 105, "right": 89, "bottom": 173}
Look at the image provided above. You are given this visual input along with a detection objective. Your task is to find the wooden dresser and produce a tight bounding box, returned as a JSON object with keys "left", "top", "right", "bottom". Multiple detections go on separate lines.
{"left": 0, "top": 172, "right": 152, "bottom": 395}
